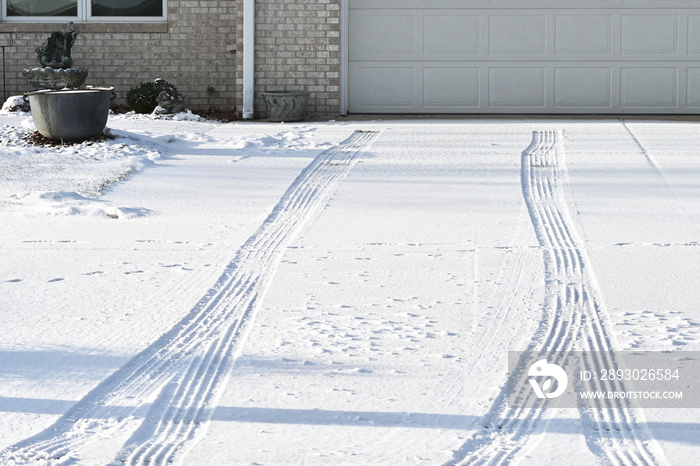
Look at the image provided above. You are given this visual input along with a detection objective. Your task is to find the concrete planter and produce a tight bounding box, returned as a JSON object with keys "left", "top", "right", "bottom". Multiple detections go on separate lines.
{"left": 261, "top": 90, "right": 310, "bottom": 122}
{"left": 26, "top": 88, "right": 112, "bottom": 141}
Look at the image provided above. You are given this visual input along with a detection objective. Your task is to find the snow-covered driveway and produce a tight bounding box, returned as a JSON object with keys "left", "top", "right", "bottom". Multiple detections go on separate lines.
{"left": 1, "top": 113, "right": 699, "bottom": 464}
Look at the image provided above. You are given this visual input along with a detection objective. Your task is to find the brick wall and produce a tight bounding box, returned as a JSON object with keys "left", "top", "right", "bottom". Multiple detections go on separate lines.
{"left": 0, "top": 1, "right": 238, "bottom": 112}
{"left": 235, "top": 0, "right": 341, "bottom": 119}
{"left": 0, "top": 0, "right": 343, "bottom": 117}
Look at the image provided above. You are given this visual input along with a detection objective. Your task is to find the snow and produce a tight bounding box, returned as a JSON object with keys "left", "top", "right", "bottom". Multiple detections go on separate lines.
{"left": 1, "top": 107, "right": 699, "bottom": 465}
{"left": 0, "top": 96, "right": 28, "bottom": 115}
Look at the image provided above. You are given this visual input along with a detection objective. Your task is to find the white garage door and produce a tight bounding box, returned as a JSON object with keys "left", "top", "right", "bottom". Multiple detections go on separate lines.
{"left": 348, "top": 0, "right": 700, "bottom": 114}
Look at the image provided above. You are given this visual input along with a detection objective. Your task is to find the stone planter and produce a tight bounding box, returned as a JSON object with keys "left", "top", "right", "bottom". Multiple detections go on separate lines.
{"left": 26, "top": 88, "right": 112, "bottom": 140}
{"left": 261, "top": 90, "right": 310, "bottom": 122}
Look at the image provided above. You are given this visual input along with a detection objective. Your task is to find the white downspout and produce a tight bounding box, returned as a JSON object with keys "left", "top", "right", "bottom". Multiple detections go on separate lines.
{"left": 242, "top": 0, "right": 255, "bottom": 119}
{"left": 340, "top": 0, "right": 348, "bottom": 116}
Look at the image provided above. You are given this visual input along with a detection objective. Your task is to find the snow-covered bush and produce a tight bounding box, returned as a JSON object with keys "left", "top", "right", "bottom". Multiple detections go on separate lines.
{"left": 126, "top": 82, "right": 159, "bottom": 114}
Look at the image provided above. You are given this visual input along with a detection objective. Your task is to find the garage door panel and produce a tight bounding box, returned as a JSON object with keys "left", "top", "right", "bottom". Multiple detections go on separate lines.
{"left": 348, "top": 12, "right": 416, "bottom": 59}
{"left": 349, "top": 66, "right": 416, "bottom": 109}
{"left": 424, "top": 15, "right": 480, "bottom": 55}
{"left": 555, "top": 15, "right": 612, "bottom": 55}
{"left": 489, "top": 68, "right": 546, "bottom": 107}
{"left": 489, "top": 16, "right": 547, "bottom": 55}
{"left": 555, "top": 68, "right": 612, "bottom": 107}
{"left": 687, "top": 69, "right": 700, "bottom": 107}
{"left": 621, "top": 68, "right": 678, "bottom": 107}
{"left": 621, "top": 15, "right": 679, "bottom": 55}
{"left": 688, "top": 16, "right": 700, "bottom": 54}
{"left": 424, "top": 68, "right": 480, "bottom": 107}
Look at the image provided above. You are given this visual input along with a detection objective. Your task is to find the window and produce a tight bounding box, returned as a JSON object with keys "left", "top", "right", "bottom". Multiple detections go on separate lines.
{"left": 6, "top": 0, "right": 77, "bottom": 17}
{"left": 92, "top": 0, "right": 163, "bottom": 18}
{"left": 2, "top": 0, "right": 166, "bottom": 22}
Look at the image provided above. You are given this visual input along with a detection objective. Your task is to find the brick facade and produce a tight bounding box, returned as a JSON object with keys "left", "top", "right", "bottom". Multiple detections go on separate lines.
{"left": 236, "top": 0, "right": 341, "bottom": 118}
{"left": 0, "top": 1, "right": 238, "bottom": 112}
{"left": 0, "top": 0, "right": 342, "bottom": 118}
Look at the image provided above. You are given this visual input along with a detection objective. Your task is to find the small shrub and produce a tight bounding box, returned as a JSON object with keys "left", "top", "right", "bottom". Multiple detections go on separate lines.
{"left": 126, "top": 82, "right": 159, "bottom": 114}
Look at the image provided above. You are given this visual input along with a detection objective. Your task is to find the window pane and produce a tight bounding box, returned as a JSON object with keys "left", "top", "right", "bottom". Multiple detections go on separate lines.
{"left": 7, "top": 0, "right": 77, "bottom": 16}
{"left": 91, "top": 0, "right": 162, "bottom": 17}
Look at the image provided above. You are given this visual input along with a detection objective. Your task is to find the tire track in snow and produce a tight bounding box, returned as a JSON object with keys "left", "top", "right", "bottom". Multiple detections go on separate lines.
{"left": 448, "top": 130, "right": 666, "bottom": 465}
{"left": 443, "top": 239, "right": 541, "bottom": 409}
{"left": 0, "top": 130, "right": 380, "bottom": 466}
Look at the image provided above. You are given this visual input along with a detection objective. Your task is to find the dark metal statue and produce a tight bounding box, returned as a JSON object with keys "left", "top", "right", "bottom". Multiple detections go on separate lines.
{"left": 36, "top": 22, "right": 79, "bottom": 69}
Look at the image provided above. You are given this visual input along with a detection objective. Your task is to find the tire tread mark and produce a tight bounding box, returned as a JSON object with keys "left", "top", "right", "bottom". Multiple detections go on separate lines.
{"left": 448, "top": 130, "right": 666, "bottom": 466}
{"left": 1, "top": 130, "right": 380, "bottom": 466}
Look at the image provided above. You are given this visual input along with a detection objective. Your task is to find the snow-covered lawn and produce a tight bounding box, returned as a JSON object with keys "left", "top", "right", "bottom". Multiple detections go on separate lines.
{"left": 1, "top": 109, "right": 699, "bottom": 465}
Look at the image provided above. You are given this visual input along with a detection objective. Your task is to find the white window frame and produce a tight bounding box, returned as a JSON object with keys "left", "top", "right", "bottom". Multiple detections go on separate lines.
{"left": 1, "top": 0, "right": 167, "bottom": 23}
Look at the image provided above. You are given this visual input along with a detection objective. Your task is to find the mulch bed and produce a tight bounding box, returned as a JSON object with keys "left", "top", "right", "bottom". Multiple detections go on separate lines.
{"left": 20, "top": 106, "right": 241, "bottom": 147}
{"left": 191, "top": 108, "right": 240, "bottom": 122}
{"left": 111, "top": 104, "right": 240, "bottom": 123}
{"left": 23, "top": 131, "right": 111, "bottom": 147}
